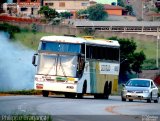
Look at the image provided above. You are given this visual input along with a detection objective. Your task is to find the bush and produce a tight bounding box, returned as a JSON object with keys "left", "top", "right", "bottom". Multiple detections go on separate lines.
{"left": 142, "top": 59, "right": 159, "bottom": 70}
{"left": 0, "top": 23, "right": 20, "bottom": 38}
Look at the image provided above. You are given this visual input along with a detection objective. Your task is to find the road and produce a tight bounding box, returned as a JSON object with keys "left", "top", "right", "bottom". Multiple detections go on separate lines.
{"left": 0, "top": 95, "right": 160, "bottom": 121}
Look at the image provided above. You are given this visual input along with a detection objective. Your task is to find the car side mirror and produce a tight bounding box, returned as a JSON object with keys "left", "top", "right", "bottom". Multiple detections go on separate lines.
{"left": 32, "top": 53, "right": 38, "bottom": 66}
{"left": 151, "top": 86, "right": 155, "bottom": 88}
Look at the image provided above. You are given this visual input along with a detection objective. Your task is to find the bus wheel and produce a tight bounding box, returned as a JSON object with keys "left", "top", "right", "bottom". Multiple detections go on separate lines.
{"left": 42, "top": 90, "right": 49, "bottom": 97}
{"left": 77, "top": 93, "right": 83, "bottom": 99}
{"left": 104, "top": 82, "right": 109, "bottom": 99}
{"left": 109, "top": 82, "right": 112, "bottom": 95}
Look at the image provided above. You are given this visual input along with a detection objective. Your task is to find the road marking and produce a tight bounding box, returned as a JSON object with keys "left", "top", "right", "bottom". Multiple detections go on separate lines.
{"left": 106, "top": 104, "right": 147, "bottom": 115}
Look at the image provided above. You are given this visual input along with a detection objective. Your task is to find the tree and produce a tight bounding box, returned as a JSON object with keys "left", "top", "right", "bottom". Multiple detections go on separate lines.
{"left": 125, "top": 5, "right": 133, "bottom": 15}
{"left": 87, "top": 4, "right": 108, "bottom": 21}
{"left": 38, "top": 6, "right": 59, "bottom": 20}
{"left": 131, "top": 51, "right": 146, "bottom": 75}
{"left": 77, "top": 9, "right": 88, "bottom": 19}
{"left": 117, "top": 0, "right": 125, "bottom": 7}
{"left": 77, "top": 9, "right": 88, "bottom": 16}
{"left": 60, "top": 12, "right": 72, "bottom": 19}
{"left": 108, "top": 37, "right": 146, "bottom": 76}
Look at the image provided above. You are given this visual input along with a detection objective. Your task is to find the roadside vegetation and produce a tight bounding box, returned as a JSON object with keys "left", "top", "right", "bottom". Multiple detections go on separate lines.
{"left": 14, "top": 30, "right": 53, "bottom": 50}
{"left": 0, "top": 23, "right": 20, "bottom": 38}
{"left": 0, "top": 89, "right": 42, "bottom": 95}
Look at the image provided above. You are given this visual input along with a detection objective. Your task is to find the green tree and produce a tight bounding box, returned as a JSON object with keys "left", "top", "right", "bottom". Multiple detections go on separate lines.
{"left": 77, "top": 9, "right": 88, "bottom": 16}
{"left": 125, "top": 5, "right": 133, "bottom": 15}
{"left": 87, "top": 4, "right": 108, "bottom": 21}
{"left": 38, "top": 6, "right": 59, "bottom": 20}
{"left": 117, "top": 0, "right": 125, "bottom": 7}
{"left": 108, "top": 37, "right": 146, "bottom": 75}
{"left": 131, "top": 51, "right": 146, "bottom": 74}
{"left": 60, "top": 12, "right": 72, "bottom": 19}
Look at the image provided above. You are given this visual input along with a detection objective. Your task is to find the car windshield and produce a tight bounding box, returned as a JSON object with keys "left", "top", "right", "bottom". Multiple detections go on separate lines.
{"left": 126, "top": 80, "right": 150, "bottom": 87}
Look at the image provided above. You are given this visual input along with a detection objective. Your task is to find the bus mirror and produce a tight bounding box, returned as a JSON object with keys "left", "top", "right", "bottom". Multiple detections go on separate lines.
{"left": 122, "top": 84, "right": 125, "bottom": 87}
{"left": 32, "top": 54, "right": 38, "bottom": 66}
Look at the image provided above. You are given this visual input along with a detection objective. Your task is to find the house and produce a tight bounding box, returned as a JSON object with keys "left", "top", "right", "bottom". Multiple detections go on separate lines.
{"left": 43, "top": 0, "right": 90, "bottom": 18}
{"left": 104, "top": 4, "right": 125, "bottom": 16}
{"left": 17, "top": 0, "right": 40, "bottom": 17}
{"left": 94, "top": 0, "right": 117, "bottom": 5}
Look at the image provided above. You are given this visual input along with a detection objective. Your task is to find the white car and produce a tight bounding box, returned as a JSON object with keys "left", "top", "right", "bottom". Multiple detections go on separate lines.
{"left": 121, "top": 78, "right": 159, "bottom": 103}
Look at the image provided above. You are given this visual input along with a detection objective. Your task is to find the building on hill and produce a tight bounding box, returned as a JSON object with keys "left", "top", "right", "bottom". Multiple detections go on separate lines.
{"left": 104, "top": 4, "right": 125, "bottom": 16}
{"left": 94, "top": 0, "right": 117, "bottom": 5}
{"left": 43, "top": 0, "right": 90, "bottom": 18}
{"left": 17, "top": 0, "right": 40, "bottom": 17}
{"left": 3, "top": 0, "right": 41, "bottom": 17}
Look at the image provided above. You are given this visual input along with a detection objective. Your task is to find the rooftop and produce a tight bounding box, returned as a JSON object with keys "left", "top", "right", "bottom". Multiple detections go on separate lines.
{"left": 70, "top": 20, "right": 160, "bottom": 27}
{"left": 104, "top": 4, "right": 125, "bottom": 10}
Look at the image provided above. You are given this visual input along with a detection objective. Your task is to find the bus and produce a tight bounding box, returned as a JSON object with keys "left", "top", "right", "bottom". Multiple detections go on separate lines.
{"left": 32, "top": 35, "right": 120, "bottom": 99}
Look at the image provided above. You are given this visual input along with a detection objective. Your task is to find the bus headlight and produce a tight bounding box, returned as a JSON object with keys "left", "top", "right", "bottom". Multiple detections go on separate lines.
{"left": 35, "top": 77, "right": 44, "bottom": 82}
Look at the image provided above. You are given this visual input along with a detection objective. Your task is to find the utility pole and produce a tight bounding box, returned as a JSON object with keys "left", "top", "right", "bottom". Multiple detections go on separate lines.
{"left": 157, "top": 28, "right": 159, "bottom": 69}
{"left": 142, "top": 0, "right": 144, "bottom": 20}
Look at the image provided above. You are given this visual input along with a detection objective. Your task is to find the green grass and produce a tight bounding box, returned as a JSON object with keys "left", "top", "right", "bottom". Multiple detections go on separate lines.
{"left": 0, "top": 89, "right": 42, "bottom": 95}
{"left": 14, "top": 31, "right": 54, "bottom": 50}
{"left": 134, "top": 39, "right": 160, "bottom": 59}
{"left": 134, "top": 39, "right": 160, "bottom": 69}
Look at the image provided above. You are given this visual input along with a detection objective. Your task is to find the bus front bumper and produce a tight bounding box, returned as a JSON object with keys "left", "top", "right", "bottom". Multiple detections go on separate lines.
{"left": 34, "top": 81, "right": 77, "bottom": 93}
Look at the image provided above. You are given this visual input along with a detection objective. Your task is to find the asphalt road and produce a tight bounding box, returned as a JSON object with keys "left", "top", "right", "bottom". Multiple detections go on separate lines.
{"left": 0, "top": 95, "right": 160, "bottom": 121}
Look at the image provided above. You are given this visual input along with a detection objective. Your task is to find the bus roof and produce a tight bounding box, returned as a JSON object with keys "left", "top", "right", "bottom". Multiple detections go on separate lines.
{"left": 40, "top": 36, "right": 120, "bottom": 47}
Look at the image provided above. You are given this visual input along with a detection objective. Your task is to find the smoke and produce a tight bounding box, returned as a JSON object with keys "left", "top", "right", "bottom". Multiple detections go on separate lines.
{"left": 0, "top": 32, "right": 35, "bottom": 91}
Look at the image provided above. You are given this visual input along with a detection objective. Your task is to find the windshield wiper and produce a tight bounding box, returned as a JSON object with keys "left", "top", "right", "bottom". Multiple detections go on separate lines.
{"left": 46, "top": 55, "right": 58, "bottom": 76}
{"left": 59, "top": 56, "right": 66, "bottom": 77}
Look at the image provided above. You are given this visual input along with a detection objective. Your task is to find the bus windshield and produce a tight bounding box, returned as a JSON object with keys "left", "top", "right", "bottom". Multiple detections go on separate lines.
{"left": 37, "top": 53, "right": 78, "bottom": 77}
{"left": 40, "top": 41, "right": 81, "bottom": 53}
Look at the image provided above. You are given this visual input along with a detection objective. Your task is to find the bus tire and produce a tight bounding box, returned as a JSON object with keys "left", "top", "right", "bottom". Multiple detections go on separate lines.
{"left": 77, "top": 93, "right": 83, "bottom": 99}
{"left": 104, "top": 82, "right": 109, "bottom": 99}
{"left": 109, "top": 82, "right": 112, "bottom": 95}
{"left": 42, "top": 90, "right": 49, "bottom": 97}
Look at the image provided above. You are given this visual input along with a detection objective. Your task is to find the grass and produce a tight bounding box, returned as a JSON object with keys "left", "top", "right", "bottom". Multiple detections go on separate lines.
{"left": 14, "top": 30, "right": 54, "bottom": 50}
{"left": 134, "top": 39, "right": 160, "bottom": 59}
{"left": 134, "top": 39, "right": 160, "bottom": 69}
{"left": 0, "top": 89, "right": 42, "bottom": 95}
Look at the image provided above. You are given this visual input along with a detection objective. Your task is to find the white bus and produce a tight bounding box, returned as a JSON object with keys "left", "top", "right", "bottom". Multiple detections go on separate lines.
{"left": 32, "top": 35, "right": 120, "bottom": 99}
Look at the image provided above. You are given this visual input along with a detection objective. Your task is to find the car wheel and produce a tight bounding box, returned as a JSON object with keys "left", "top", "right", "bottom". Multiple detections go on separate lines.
{"left": 121, "top": 97, "right": 126, "bottom": 101}
{"left": 154, "top": 95, "right": 159, "bottom": 103}
{"left": 154, "top": 99, "right": 159, "bottom": 103}
{"left": 147, "top": 93, "right": 152, "bottom": 103}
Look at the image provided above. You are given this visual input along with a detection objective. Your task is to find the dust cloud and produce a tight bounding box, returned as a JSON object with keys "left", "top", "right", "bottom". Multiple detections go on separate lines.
{"left": 0, "top": 31, "right": 35, "bottom": 91}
